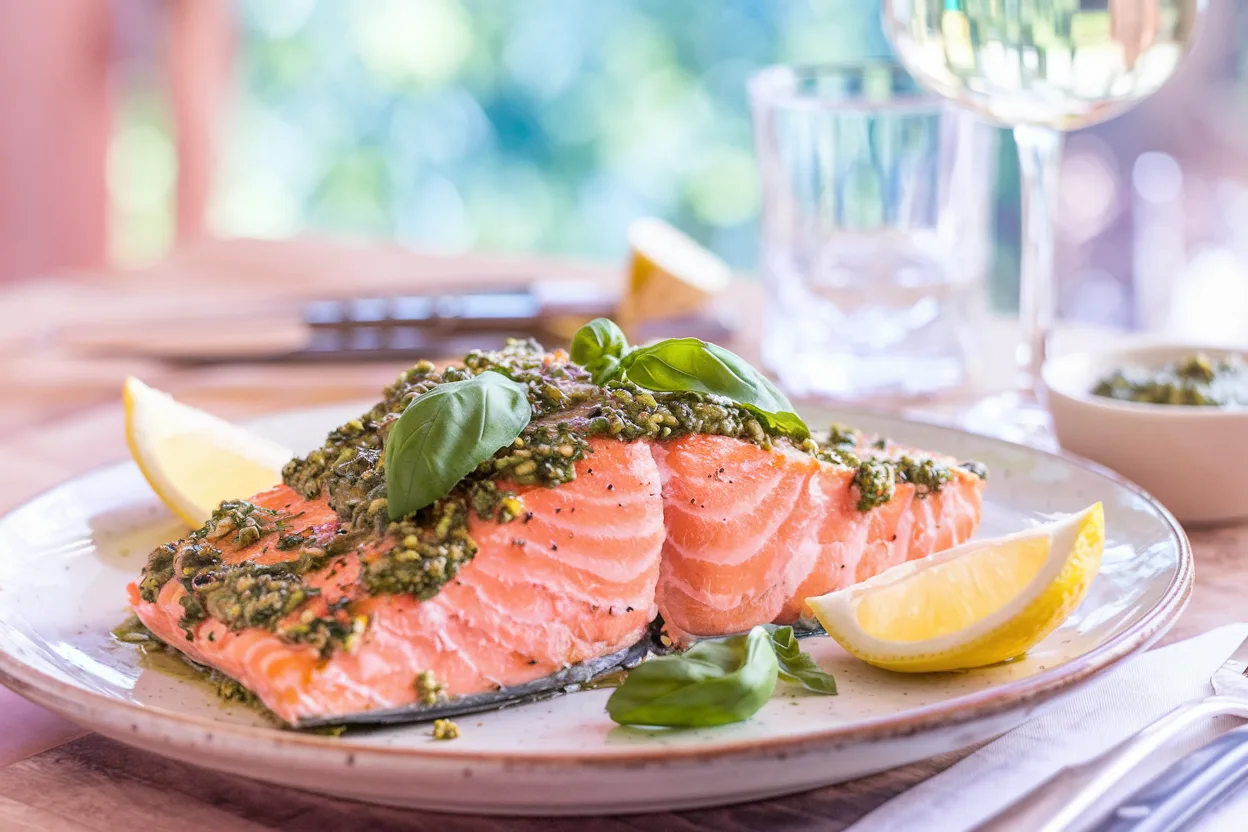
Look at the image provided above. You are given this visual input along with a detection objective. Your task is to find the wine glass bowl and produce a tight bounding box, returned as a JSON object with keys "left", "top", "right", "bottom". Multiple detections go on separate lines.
{"left": 883, "top": 0, "right": 1205, "bottom": 131}
{"left": 879, "top": 0, "right": 1208, "bottom": 445}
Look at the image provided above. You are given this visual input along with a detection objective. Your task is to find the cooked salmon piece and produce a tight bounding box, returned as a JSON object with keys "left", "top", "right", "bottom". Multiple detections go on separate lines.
{"left": 653, "top": 434, "right": 985, "bottom": 641}
{"left": 129, "top": 439, "right": 665, "bottom": 725}
{"left": 129, "top": 429, "right": 983, "bottom": 723}
{"left": 651, "top": 436, "right": 825, "bottom": 642}
{"left": 128, "top": 399, "right": 985, "bottom": 724}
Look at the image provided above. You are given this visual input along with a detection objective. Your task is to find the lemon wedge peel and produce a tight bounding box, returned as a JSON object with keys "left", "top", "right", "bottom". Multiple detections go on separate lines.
{"left": 807, "top": 503, "right": 1105, "bottom": 673}
{"left": 123, "top": 377, "right": 293, "bottom": 528}
{"left": 621, "top": 217, "right": 732, "bottom": 330}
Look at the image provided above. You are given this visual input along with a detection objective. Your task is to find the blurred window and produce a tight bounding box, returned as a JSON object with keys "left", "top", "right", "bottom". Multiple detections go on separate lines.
{"left": 105, "top": 0, "right": 1247, "bottom": 331}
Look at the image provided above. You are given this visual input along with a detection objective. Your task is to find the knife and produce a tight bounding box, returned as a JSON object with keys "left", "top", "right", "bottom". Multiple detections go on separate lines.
{"left": 64, "top": 279, "right": 731, "bottom": 365}
{"left": 1090, "top": 724, "right": 1248, "bottom": 832}
{"left": 240, "top": 280, "right": 619, "bottom": 364}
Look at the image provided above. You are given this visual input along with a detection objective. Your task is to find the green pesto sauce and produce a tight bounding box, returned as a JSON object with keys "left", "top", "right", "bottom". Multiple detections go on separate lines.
{"left": 847, "top": 456, "right": 957, "bottom": 512}
{"left": 852, "top": 460, "right": 896, "bottom": 512}
{"left": 135, "top": 339, "right": 984, "bottom": 663}
{"left": 826, "top": 423, "right": 862, "bottom": 448}
{"left": 1093, "top": 353, "right": 1248, "bottom": 407}
{"left": 432, "top": 718, "right": 460, "bottom": 740}
{"left": 818, "top": 424, "right": 982, "bottom": 512}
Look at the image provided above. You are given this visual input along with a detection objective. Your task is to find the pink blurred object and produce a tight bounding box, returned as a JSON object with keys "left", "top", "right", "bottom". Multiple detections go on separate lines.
{"left": 0, "top": 1, "right": 110, "bottom": 286}
{"left": 0, "top": 0, "right": 231, "bottom": 285}
{"left": 0, "top": 687, "right": 85, "bottom": 767}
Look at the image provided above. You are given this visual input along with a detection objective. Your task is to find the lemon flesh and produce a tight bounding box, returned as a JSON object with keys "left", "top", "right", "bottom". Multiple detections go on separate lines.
{"left": 807, "top": 503, "right": 1105, "bottom": 673}
{"left": 619, "top": 217, "right": 731, "bottom": 331}
{"left": 123, "top": 377, "right": 293, "bottom": 527}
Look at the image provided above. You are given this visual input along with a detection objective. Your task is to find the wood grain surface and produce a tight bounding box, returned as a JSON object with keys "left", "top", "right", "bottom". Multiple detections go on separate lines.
{"left": 0, "top": 238, "right": 1239, "bottom": 830}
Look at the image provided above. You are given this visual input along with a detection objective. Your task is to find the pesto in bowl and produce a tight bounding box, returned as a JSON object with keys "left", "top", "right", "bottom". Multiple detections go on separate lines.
{"left": 1091, "top": 353, "right": 1248, "bottom": 407}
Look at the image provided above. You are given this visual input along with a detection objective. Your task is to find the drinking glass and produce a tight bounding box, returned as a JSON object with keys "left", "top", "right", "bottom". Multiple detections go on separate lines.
{"left": 748, "top": 62, "right": 998, "bottom": 402}
{"left": 882, "top": 0, "right": 1206, "bottom": 442}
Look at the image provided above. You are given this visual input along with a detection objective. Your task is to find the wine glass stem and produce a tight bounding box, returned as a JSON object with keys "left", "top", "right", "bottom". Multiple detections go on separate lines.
{"left": 1013, "top": 124, "right": 1065, "bottom": 398}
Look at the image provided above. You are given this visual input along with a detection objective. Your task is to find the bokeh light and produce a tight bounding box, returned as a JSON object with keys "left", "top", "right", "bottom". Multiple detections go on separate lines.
{"left": 110, "top": 0, "right": 896, "bottom": 273}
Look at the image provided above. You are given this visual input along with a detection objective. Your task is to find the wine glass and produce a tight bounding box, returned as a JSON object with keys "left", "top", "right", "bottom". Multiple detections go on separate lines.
{"left": 881, "top": 0, "right": 1207, "bottom": 444}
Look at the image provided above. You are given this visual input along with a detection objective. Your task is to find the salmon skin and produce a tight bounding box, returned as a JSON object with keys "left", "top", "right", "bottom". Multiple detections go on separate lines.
{"left": 127, "top": 343, "right": 985, "bottom": 727}
{"left": 296, "top": 637, "right": 656, "bottom": 729}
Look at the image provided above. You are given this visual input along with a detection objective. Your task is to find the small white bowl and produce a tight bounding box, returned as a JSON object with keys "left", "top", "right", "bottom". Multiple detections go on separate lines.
{"left": 1043, "top": 343, "right": 1248, "bottom": 526}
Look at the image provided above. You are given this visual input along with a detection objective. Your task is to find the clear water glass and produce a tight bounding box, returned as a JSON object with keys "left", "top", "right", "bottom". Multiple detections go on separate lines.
{"left": 749, "top": 63, "right": 996, "bottom": 402}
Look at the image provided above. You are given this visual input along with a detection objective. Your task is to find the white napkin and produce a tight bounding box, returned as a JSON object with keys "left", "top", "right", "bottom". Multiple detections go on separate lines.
{"left": 849, "top": 624, "right": 1248, "bottom": 832}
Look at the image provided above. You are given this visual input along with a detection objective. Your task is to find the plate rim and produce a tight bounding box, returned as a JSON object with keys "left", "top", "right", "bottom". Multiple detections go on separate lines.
{"left": 0, "top": 405, "right": 1194, "bottom": 767}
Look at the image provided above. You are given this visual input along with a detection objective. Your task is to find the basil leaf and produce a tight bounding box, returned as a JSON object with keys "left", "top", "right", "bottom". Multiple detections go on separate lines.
{"left": 570, "top": 318, "right": 630, "bottom": 384}
{"left": 769, "top": 626, "right": 838, "bottom": 695}
{"left": 616, "top": 338, "right": 809, "bottom": 438}
{"left": 586, "top": 354, "right": 622, "bottom": 385}
{"left": 384, "top": 371, "right": 531, "bottom": 520}
{"left": 606, "top": 626, "right": 778, "bottom": 727}
{"left": 570, "top": 317, "right": 629, "bottom": 365}
{"left": 755, "top": 407, "right": 810, "bottom": 439}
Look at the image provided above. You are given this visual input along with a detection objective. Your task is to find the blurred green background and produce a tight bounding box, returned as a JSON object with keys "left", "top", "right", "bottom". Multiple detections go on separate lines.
{"left": 137, "top": 1, "right": 1244, "bottom": 320}
{"left": 113, "top": 1, "right": 916, "bottom": 268}
{"left": 108, "top": 1, "right": 1248, "bottom": 330}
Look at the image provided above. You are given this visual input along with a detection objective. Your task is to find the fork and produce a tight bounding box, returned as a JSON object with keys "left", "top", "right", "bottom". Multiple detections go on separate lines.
{"left": 975, "top": 633, "right": 1248, "bottom": 832}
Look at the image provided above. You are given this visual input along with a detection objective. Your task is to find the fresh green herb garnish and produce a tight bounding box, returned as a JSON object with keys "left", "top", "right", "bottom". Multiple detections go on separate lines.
{"left": 385, "top": 370, "right": 532, "bottom": 520}
{"left": 618, "top": 339, "right": 809, "bottom": 439}
{"left": 570, "top": 320, "right": 809, "bottom": 439}
{"left": 769, "top": 626, "right": 837, "bottom": 694}
{"left": 570, "top": 317, "right": 630, "bottom": 384}
{"left": 607, "top": 626, "right": 779, "bottom": 727}
{"left": 606, "top": 625, "right": 836, "bottom": 728}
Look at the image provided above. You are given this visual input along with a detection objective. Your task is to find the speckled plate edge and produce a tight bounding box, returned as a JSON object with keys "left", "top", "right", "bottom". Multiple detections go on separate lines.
{"left": 0, "top": 408, "right": 1193, "bottom": 770}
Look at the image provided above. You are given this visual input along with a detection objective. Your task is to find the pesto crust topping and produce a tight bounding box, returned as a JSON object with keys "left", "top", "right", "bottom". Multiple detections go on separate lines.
{"left": 432, "top": 718, "right": 460, "bottom": 740}
{"left": 135, "top": 339, "right": 982, "bottom": 661}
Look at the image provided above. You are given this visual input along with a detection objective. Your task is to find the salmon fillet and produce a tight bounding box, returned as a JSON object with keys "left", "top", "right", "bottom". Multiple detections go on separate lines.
{"left": 129, "top": 433, "right": 982, "bottom": 724}
{"left": 130, "top": 439, "right": 665, "bottom": 724}
{"left": 652, "top": 434, "right": 984, "bottom": 641}
{"left": 127, "top": 344, "right": 986, "bottom": 726}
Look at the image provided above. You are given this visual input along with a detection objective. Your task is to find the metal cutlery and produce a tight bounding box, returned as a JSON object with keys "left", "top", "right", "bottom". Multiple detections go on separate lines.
{"left": 188, "top": 280, "right": 617, "bottom": 364}
{"left": 62, "top": 278, "right": 733, "bottom": 365}
{"left": 976, "top": 633, "right": 1248, "bottom": 832}
{"left": 1091, "top": 723, "right": 1248, "bottom": 831}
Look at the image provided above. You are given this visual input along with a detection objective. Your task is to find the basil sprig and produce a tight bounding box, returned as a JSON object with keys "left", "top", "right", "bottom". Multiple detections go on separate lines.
{"left": 569, "top": 319, "right": 809, "bottom": 438}
{"left": 384, "top": 371, "right": 531, "bottom": 520}
{"left": 770, "top": 625, "right": 838, "bottom": 694}
{"left": 607, "top": 626, "right": 778, "bottom": 727}
{"left": 618, "top": 338, "right": 808, "bottom": 438}
{"left": 606, "top": 625, "right": 837, "bottom": 728}
{"left": 570, "top": 317, "right": 629, "bottom": 384}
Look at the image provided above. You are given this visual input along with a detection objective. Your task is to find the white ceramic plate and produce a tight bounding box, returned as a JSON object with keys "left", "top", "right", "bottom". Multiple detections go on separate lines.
{"left": 0, "top": 405, "right": 1191, "bottom": 815}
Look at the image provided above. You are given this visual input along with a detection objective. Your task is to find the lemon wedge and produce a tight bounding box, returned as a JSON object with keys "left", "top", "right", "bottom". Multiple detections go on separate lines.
{"left": 619, "top": 217, "right": 731, "bottom": 331}
{"left": 123, "top": 377, "right": 293, "bottom": 527}
{"left": 807, "top": 503, "right": 1105, "bottom": 673}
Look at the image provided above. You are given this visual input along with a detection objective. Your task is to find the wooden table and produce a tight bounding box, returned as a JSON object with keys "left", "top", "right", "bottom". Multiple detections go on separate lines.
{"left": 0, "top": 238, "right": 1240, "bottom": 830}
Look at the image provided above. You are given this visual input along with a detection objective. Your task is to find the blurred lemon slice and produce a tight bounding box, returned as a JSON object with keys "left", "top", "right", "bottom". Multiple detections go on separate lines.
{"left": 123, "top": 377, "right": 292, "bottom": 527}
{"left": 620, "top": 217, "right": 731, "bottom": 331}
{"left": 807, "top": 503, "right": 1104, "bottom": 673}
